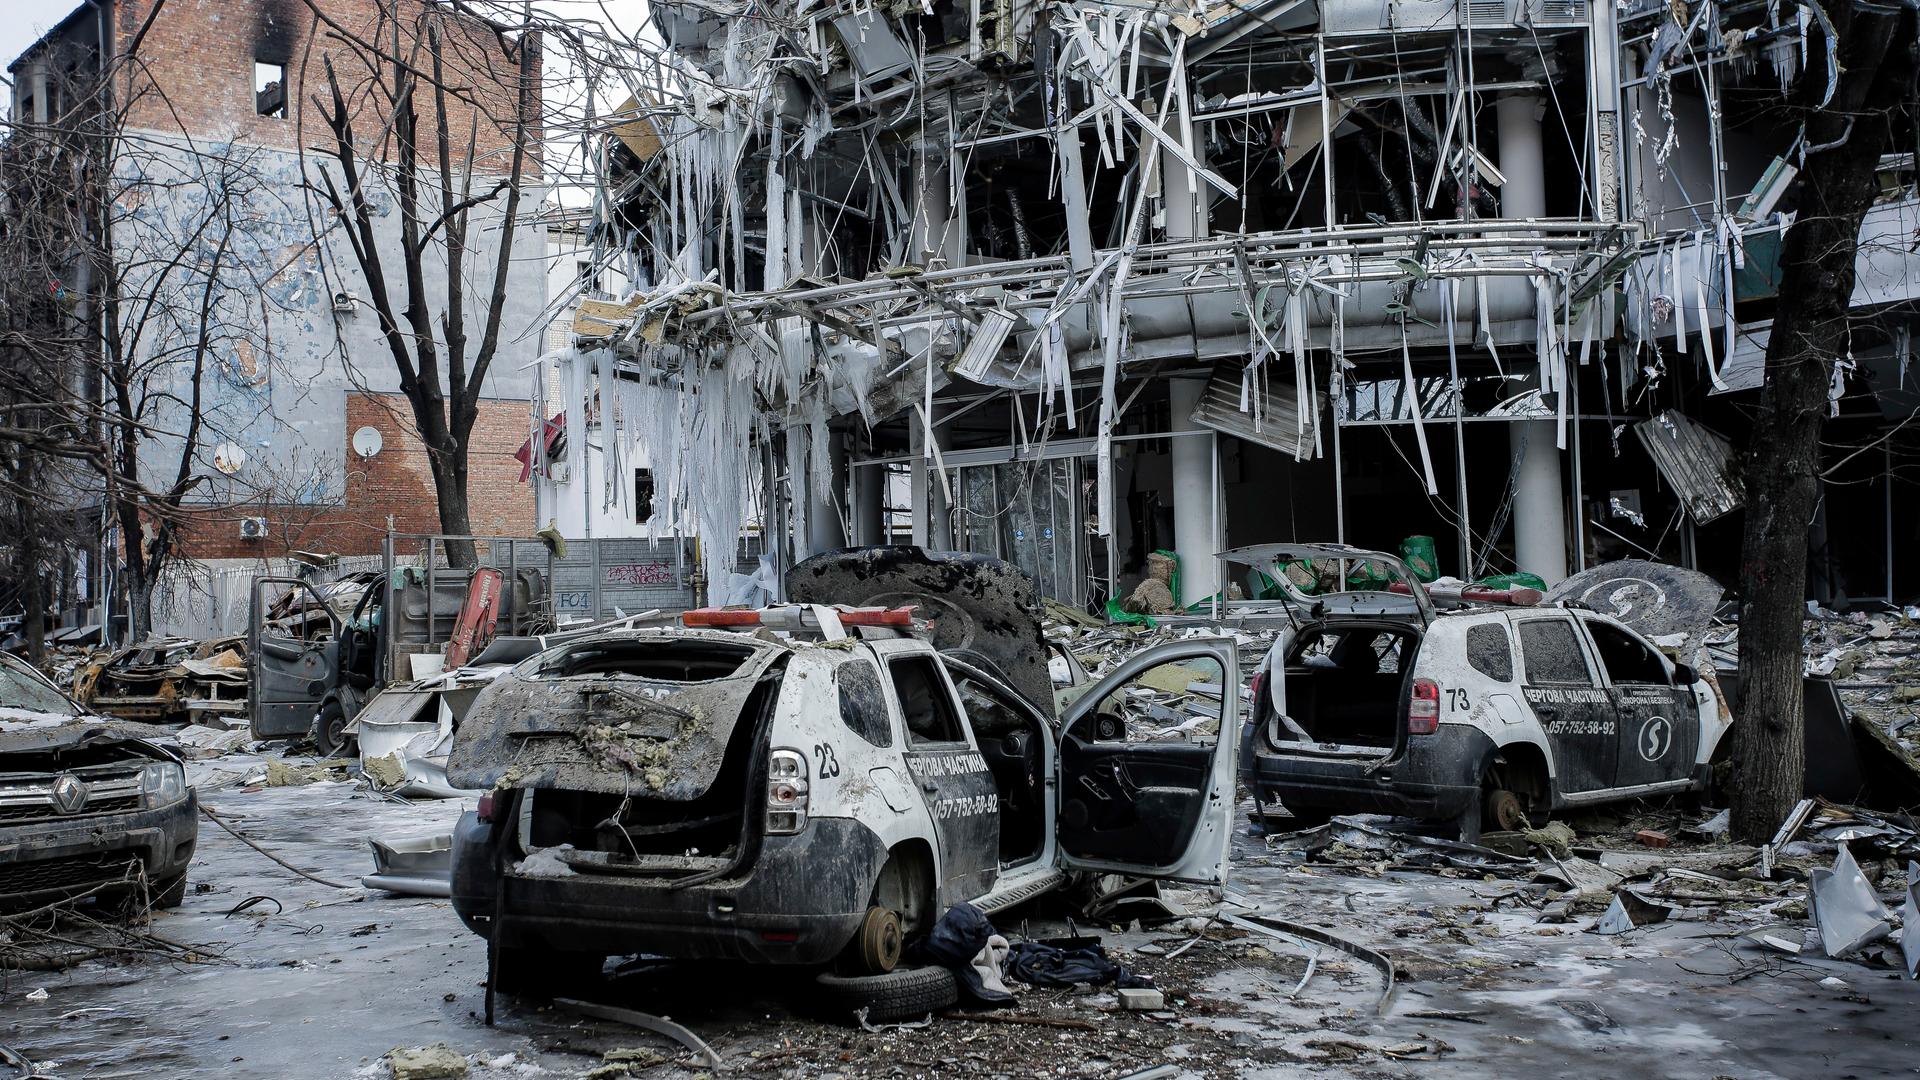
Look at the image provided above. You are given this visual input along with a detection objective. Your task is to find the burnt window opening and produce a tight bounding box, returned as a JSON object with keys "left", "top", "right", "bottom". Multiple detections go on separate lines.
{"left": 255, "top": 61, "right": 287, "bottom": 118}
{"left": 633, "top": 468, "right": 654, "bottom": 524}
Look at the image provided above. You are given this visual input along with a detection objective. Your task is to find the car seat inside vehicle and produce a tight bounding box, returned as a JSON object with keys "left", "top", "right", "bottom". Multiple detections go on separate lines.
{"left": 1282, "top": 626, "right": 1418, "bottom": 748}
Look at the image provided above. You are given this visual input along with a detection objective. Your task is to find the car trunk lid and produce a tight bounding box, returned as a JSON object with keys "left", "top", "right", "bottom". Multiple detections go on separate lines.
{"left": 445, "top": 631, "right": 785, "bottom": 798}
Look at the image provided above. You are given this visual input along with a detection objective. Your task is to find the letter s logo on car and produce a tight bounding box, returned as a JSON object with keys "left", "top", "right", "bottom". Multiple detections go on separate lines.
{"left": 1637, "top": 716, "right": 1672, "bottom": 762}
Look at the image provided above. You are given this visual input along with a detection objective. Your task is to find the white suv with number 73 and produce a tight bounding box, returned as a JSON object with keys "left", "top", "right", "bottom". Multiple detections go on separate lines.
{"left": 1234, "top": 545, "right": 1729, "bottom": 840}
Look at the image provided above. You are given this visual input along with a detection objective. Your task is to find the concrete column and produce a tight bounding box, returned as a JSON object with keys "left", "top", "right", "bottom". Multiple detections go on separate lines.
{"left": 807, "top": 430, "right": 848, "bottom": 554}
{"left": 1168, "top": 379, "right": 1219, "bottom": 607}
{"left": 909, "top": 423, "right": 930, "bottom": 548}
{"left": 1498, "top": 93, "right": 1568, "bottom": 585}
{"left": 1496, "top": 95, "right": 1546, "bottom": 219}
{"left": 1511, "top": 421, "right": 1568, "bottom": 584}
{"left": 1161, "top": 103, "right": 1208, "bottom": 240}
{"left": 852, "top": 462, "right": 885, "bottom": 546}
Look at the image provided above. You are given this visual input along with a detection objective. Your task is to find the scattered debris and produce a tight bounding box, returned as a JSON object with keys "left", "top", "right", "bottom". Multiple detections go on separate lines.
{"left": 1808, "top": 845, "right": 1894, "bottom": 959}
{"left": 554, "top": 998, "right": 723, "bottom": 1069}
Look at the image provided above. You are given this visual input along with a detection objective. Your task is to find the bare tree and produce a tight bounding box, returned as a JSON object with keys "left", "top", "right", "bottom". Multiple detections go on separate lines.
{"left": 299, "top": 0, "right": 539, "bottom": 566}
{"left": 0, "top": 15, "right": 285, "bottom": 642}
{"left": 1730, "top": 1, "right": 1919, "bottom": 840}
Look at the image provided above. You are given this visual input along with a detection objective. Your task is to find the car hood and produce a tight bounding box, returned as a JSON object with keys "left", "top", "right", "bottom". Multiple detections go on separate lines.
{"left": 1543, "top": 560, "right": 1724, "bottom": 648}
{"left": 445, "top": 631, "right": 786, "bottom": 798}
{"left": 0, "top": 709, "right": 175, "bottom": 755}
{"left": 788, "top": 547, "right": 1054, "bottom": 717}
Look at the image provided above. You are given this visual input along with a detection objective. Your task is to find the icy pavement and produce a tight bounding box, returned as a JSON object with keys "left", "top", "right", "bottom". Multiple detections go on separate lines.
{"left": 0, "top": 756, "right": 1914, "bottom": 1079}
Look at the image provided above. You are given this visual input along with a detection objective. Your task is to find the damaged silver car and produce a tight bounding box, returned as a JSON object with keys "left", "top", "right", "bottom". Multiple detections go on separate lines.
{"left": 0, "top": 653, "right": 197, "bottom": 910}
{"left": 446, "top": 548, "right": 1238, "bottom": 1011}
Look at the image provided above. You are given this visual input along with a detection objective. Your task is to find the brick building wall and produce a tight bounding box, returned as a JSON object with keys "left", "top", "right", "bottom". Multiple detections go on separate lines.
{"left": 173, "top": 391, "right": 535, "bottom": 559}
{"left": 114, "top": 0, "right": 541, "bottom": 169}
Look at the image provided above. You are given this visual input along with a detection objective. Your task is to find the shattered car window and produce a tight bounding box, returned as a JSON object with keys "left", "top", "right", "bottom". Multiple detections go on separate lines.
{"left": 1294, "top": 629, "right": 1403, "bottom": 674}
{"left": 890, "top": 656, "right": 966, "bottom": 746}
{"left": 1083, "top": 657, "right": 1225, "bottom": 743}
{"left": 1585, "top": 620, "right": 1669, "bottom": 686}
{"left": 531, "top": 637, "right": 758, "bottom": 680}
{"left": 0, "top": 655, "right": 79, "bottom": 715}
{"left": 1518, "top": 620, "right": 1593, "bottom": 685}
{"left": 953, "top": 674, "right": 1024, "bottom": 738}
{"left": 837, "top": 659, "right": 893, "bottom": 748}
{"left": 1466, "top": 624, "right": 1514, "bottom": 682}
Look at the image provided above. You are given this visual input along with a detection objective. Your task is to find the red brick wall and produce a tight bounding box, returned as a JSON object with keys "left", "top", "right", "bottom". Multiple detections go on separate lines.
{"left": 114, "top": 0, "right": 542, "bottom": 171}
{"left": 173, "top": 391, "right": 535, "bottom": 559}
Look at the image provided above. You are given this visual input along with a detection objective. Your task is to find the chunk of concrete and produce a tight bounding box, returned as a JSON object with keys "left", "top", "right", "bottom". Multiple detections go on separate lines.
{"left": 386, "top": 1043, "right": 468, "bottom": 1080}
{"left": 1118, "top": 987, "right": 1166, "bottom": 1011}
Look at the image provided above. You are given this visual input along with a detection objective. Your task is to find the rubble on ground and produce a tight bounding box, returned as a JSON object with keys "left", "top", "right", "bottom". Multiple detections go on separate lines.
{"left": 68, "top": 635, "right": 248, "bottom": 726}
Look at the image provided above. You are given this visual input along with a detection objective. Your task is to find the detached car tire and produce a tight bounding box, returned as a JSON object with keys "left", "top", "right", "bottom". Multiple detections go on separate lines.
{"left": 813, "top": 966, "right": 957, "bottom": 1024}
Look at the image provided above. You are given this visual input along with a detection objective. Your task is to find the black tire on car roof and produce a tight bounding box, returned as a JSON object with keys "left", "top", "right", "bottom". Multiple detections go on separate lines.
{"left": 812, "top": 966, "right": 958, "bottom": 1024}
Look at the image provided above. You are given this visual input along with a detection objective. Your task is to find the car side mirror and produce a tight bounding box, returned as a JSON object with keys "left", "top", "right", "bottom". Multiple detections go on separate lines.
{"left": 1672, "top": 663, "right": 1696, "bottom": 686}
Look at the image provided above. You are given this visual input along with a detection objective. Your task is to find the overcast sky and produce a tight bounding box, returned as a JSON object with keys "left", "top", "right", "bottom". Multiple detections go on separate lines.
{"left": 0, "top": 0, "right": 81, "bottom": 76}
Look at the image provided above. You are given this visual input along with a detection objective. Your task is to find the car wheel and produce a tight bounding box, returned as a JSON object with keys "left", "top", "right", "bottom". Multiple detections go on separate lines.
{"left": 310, "top": 700, "right": 352, "bottom": 758}
{"left": 850, "top": 905, "right": 903, "bottom": 974}
{"left": 813, "top": 966, "right": 957, "bottom": 1024}
{"left": 1484, "top": 787, "right": 1528, "bottom": 832}
{"left": 151, "top": 874, "right": 188, "bottom": 910}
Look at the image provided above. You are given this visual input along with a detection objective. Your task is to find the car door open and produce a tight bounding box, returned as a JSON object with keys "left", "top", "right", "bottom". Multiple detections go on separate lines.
{"left": 1054, "top": 637, "right": 1239, "bottom": 884}
{"left": 248, "top": 577, "right": 342, "bottom": 740}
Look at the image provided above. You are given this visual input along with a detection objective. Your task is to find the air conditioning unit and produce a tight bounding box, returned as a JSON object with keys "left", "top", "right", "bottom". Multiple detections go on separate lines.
{"left": 1532, "top": 0, "right": 1590, "bottom": 23}
{"left": 239, "top": 516, "right": 269, "bottom": 540}
{"left": 1463, "top": 0, "right": 1511, "bottom": 23}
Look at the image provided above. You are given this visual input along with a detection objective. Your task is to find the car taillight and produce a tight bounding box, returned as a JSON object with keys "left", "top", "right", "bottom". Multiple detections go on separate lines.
{"left": 477, "top": 791, "right": 496, "bottom": 822}
{"left": 766, "top": 749, "right": 810, "bottom": 835}
{"left": 1249, "top": 670, "right": 1268, "bottom": 719}
{"left": 1409, "top": 678, "right": 1440, "bottom": 735}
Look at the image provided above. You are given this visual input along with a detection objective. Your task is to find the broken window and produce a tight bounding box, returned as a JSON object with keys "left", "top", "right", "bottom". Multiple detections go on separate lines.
{"left": 254, "top": 61, "right": 287, "bottom": 118}
{"left": 633, "top": 468, "right": 654, "bottom": 524}
{"left": 890, "top": 656, "right": 964, "bottom": 746}
{"left": 1466, "top": 624, "right": 1515, "bottom": 682}
{"left": 1584, "top": 621, "right": 1669, "bottom": 686}
{"left": 1517, "top": 620, "right": 1593, "bottom": 686}
{"left": 837, "top": 658, "right": 892, "bottom": 747}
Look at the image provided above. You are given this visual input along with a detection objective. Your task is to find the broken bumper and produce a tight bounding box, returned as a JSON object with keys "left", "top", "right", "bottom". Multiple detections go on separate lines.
{"left": 0, "top": 791, "right": 198, "bottom": 905}
{"left": 448, "top": 812, "right": 887, "bottom": 965}
{"left": 1239, "top": 723, "right": 1491, "bottom": 822}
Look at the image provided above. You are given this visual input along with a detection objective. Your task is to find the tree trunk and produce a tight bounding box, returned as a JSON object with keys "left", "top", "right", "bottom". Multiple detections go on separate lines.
{"left": 1730, "top": 1, "right": 1914, "bottom": 842}
{"left": 431, "top": 444, "right": 478, "bottom": 568}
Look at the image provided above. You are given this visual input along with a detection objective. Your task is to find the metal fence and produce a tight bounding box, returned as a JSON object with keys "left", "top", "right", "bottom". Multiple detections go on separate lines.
{"left": 151, "top": 533, "right": 767, "bottom": 640}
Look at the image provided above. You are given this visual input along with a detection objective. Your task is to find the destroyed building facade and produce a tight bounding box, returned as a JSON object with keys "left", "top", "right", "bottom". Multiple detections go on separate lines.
{"left": 6, "top": 0, "right": 549, "bottom": 636}
{"left": 553, "top": 0, "right": 1920, "bottom": 608}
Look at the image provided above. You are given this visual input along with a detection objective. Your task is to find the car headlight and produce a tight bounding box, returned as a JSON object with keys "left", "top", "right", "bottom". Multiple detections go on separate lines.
{"left": 140, "top": 761, "right": 186, "bottom": 807}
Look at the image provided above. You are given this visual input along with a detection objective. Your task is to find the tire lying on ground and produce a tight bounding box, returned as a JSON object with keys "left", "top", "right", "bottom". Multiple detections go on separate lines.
{"left": 813, "top": 966, "right": 957, "bottom": 1024}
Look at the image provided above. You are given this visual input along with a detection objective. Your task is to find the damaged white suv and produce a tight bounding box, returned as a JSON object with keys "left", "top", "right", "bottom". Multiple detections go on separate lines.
{"left": 447, "top": 548, "right": 1239, "bottom": 993}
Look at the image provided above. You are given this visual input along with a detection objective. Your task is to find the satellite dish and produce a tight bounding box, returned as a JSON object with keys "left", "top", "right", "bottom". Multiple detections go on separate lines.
{"left": 212, "top": 441, "right": 247, "bottom": 475}
{"left": 352, "top": 426, "right": 384, "bottom": 458}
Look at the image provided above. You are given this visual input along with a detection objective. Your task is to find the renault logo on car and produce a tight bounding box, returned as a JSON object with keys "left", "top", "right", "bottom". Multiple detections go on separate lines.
{"left": 50, "top": 773, "right": 89, "bottom": 814}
